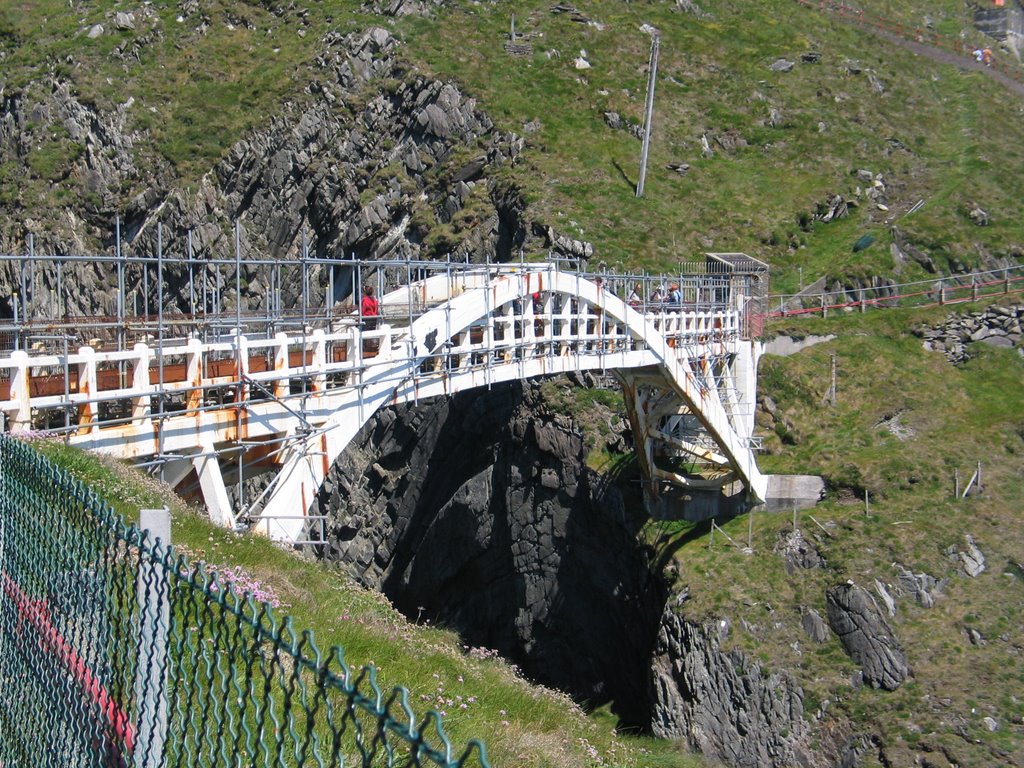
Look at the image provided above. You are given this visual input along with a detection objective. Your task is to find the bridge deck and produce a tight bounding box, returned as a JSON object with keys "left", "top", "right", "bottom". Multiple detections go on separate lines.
{"left": 0, "top": 260, "right": 766, "bottom": 542}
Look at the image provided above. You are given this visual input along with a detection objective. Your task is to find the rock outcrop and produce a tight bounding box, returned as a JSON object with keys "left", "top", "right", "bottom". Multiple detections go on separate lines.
{"left": 314, "top": 379, "right": 663, "bottom": 727}
{"left": 893, "top": 563, "right": 944, "bottom": 608}
{"left": 947, "top": 534, "right": 987, "bottom": 577}
{"left": 649, "top": 609, "right": 819, "bottom": 767}
{"left": 825, "top": 583, "right": 911, "bottom": 690}
{"left": 801, "top": 606, "right": 831, "bottom": 643}
{"left": 0, "top": 27, "right": 539, "bottom": 319}
{"left": 774, "top": 527, "right": 826, "bottom": 573}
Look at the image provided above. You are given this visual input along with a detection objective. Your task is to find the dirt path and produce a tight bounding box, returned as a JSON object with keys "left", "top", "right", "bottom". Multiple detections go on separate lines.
{"left": 868, "top": 27, "right": 1024, "bottom": 99}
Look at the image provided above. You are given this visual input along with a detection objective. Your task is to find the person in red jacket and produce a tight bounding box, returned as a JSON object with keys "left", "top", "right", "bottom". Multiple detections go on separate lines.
{"left": 360, "top": 285, "right": 379, "bottom": 329}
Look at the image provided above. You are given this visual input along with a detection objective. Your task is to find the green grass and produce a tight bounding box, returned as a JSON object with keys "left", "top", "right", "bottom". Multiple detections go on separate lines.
{"left": 31, "top": 438, "right": 707, "bottom": 768}
{"left": 651, "top": 299, "right": 1024, "bottom": 765}
{"left": 4, "top": 0, "right": 1023, "bottom": 284}
{"left": 399, "top": 0, "right": 1024, "bottom": 283}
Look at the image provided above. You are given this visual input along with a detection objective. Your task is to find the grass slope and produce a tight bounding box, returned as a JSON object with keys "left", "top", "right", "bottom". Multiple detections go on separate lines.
{"left": 33, "top": 439, "right": 708, "bottom": 768}
{"left": 402, "top": 0, "right": 1024, "bottom": 284}
{"left": 650, "top": 301, "right": 1024, "bottom": 767}
{"left": 2, "top": 1, "right": 1023, "bottom": 287}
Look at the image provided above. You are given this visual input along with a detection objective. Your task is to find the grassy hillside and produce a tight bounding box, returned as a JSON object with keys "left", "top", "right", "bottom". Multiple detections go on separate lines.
{"left": 652, "top": 302, "right": 1024, "bottom": 767}
{"left": 2, "top": 0, "right": 1023, "bottom": 288}
{"left": 4, "top": 0, "right": 1024, "bottom": 764}
{"left": 33, "top": 439, "right": 707, "bottom": 768}
{"left": 404, "top": 0, "right": 1024, "bottom": 285}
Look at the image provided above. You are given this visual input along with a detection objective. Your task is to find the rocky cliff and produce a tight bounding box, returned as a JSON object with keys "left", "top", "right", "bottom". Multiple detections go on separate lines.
{"left": 313, "top": 378, "right": 665, "bottom": 728}
{"left": 650, "top": 609, "right": 820, "bottom": 768}
{"left": 306, "top": 371, "right": 885, "bottom": 767}
{"left": 0, "top": 27, "right": 573, "bottom": 318}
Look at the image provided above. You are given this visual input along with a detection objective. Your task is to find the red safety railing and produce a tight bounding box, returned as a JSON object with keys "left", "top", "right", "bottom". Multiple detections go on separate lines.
{"left": 767, "top": 268, "right": 1024, "bottom": 319}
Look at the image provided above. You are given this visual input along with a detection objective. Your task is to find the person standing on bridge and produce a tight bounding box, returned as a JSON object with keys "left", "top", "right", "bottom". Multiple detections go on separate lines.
{"left": 360, "top": 284, "right": 380, "bottom": 354}
{"left": 668, "top": 283, "right": 682, "bottom": 310}
{"left": 360, "top": 285, "right": 380, "bottom": 329}
{"left": 627, "top": 283, "right": 642, "bottom": 308}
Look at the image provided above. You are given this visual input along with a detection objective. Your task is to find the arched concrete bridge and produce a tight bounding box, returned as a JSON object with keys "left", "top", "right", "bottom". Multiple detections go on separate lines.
{"left": 0, "top": 260, "right": 767, "bottom": 543}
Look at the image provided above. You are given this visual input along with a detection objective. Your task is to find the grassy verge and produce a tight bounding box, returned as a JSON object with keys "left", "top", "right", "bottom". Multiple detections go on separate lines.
{"left": 647, "top": 299, "right": 1024, "bottom": 765}
{"left": 32, "top": 439, "right": 708, "bottom": 767}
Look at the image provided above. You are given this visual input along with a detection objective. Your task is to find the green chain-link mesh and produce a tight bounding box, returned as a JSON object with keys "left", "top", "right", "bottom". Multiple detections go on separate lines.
{"left": 0, "top": 435, "right": 490, "bottom": 767}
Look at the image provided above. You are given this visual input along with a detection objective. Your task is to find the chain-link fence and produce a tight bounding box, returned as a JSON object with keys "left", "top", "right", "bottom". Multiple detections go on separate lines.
{"left": 0, "top": 435, "right": 489, "bottom": 767}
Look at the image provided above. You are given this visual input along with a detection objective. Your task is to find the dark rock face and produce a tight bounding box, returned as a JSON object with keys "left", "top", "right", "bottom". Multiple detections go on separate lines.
{"left": 316, "top": 377, "right": 861, "bottom": 765}
{"left": 315, "top": 379, "right": 663, "bottom": 727}
{"left": 825, "top": 583, "right": 910, "bottom": 690}
{"left": 649, "top": 609, "right": 818, "bottom": 767}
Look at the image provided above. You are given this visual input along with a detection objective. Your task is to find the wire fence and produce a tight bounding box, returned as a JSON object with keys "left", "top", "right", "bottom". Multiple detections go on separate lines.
{"left": 0, "top": 435, "right": 489, "bottom": 768}
{"left": 766, "top": 265, "right": 1024, "bottom": 319}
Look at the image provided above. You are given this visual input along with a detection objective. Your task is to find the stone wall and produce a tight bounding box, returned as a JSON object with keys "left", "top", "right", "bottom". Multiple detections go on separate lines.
{"left": 915, "top": 304, "right": 1023, "bottom": 363}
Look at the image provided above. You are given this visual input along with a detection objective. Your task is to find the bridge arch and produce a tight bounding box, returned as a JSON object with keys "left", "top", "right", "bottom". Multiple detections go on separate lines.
{"left": 255, "top": 266, "right": 765, "bottom": 541}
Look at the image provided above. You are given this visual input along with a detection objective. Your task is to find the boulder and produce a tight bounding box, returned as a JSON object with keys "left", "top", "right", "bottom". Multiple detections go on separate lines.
{"left": 825, "top": 583, "right": 911, "bottom": 690}
{"left": 113, "top": 11, "right": 136, "bottom": 30}
{"left": 674, "top": 0, "right": 708, "bottom": 16}
{"left": 873, "top": 580, "right": 896, "bottom": 617}
{"left": 715, "top": 130, "right": 748, "bottom": 151}
{"left": 958, "top": 535, "right": 986, "bottom": 577}
{"left": 774, "top": 528, "right": 826, "bottom": 573}
{"left": 801, "top": 607, "right": 830, "bottom": 643}
{"left": 969, "top": 205, "right": 990, "bottom": 226}
{"left": 893, "top": 564, "right": 943, "bottom": 608}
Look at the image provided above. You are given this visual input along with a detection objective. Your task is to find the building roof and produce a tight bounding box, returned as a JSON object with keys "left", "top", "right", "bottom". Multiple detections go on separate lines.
{"left": 705, "top": 252, "right": 769, "bottom": 273}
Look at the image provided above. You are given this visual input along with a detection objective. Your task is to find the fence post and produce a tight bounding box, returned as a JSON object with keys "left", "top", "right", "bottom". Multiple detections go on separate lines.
{"left": 828, "top": 354, "right": 837, "bottom": 406}
{"left": 972, "top": 276, "right": 979, "bottom": 303}
{"left": 939, "top": 280, "right": 945, "bottom": 305}
{"left": 134, "top": 507, "right": 171, "bottom": 768}
{"left": 821, "top": 294, "right": 827, "bottom": 319}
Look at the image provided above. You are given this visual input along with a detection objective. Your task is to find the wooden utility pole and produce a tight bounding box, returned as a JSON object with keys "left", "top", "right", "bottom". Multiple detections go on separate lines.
{"left": 636, "top": 31, "right": 660, "bottom": 197}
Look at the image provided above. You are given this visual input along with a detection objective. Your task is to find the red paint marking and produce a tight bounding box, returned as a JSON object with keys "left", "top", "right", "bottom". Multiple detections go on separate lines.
{"left": 1, "top": 571, "right": 137, "bottom": 754}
